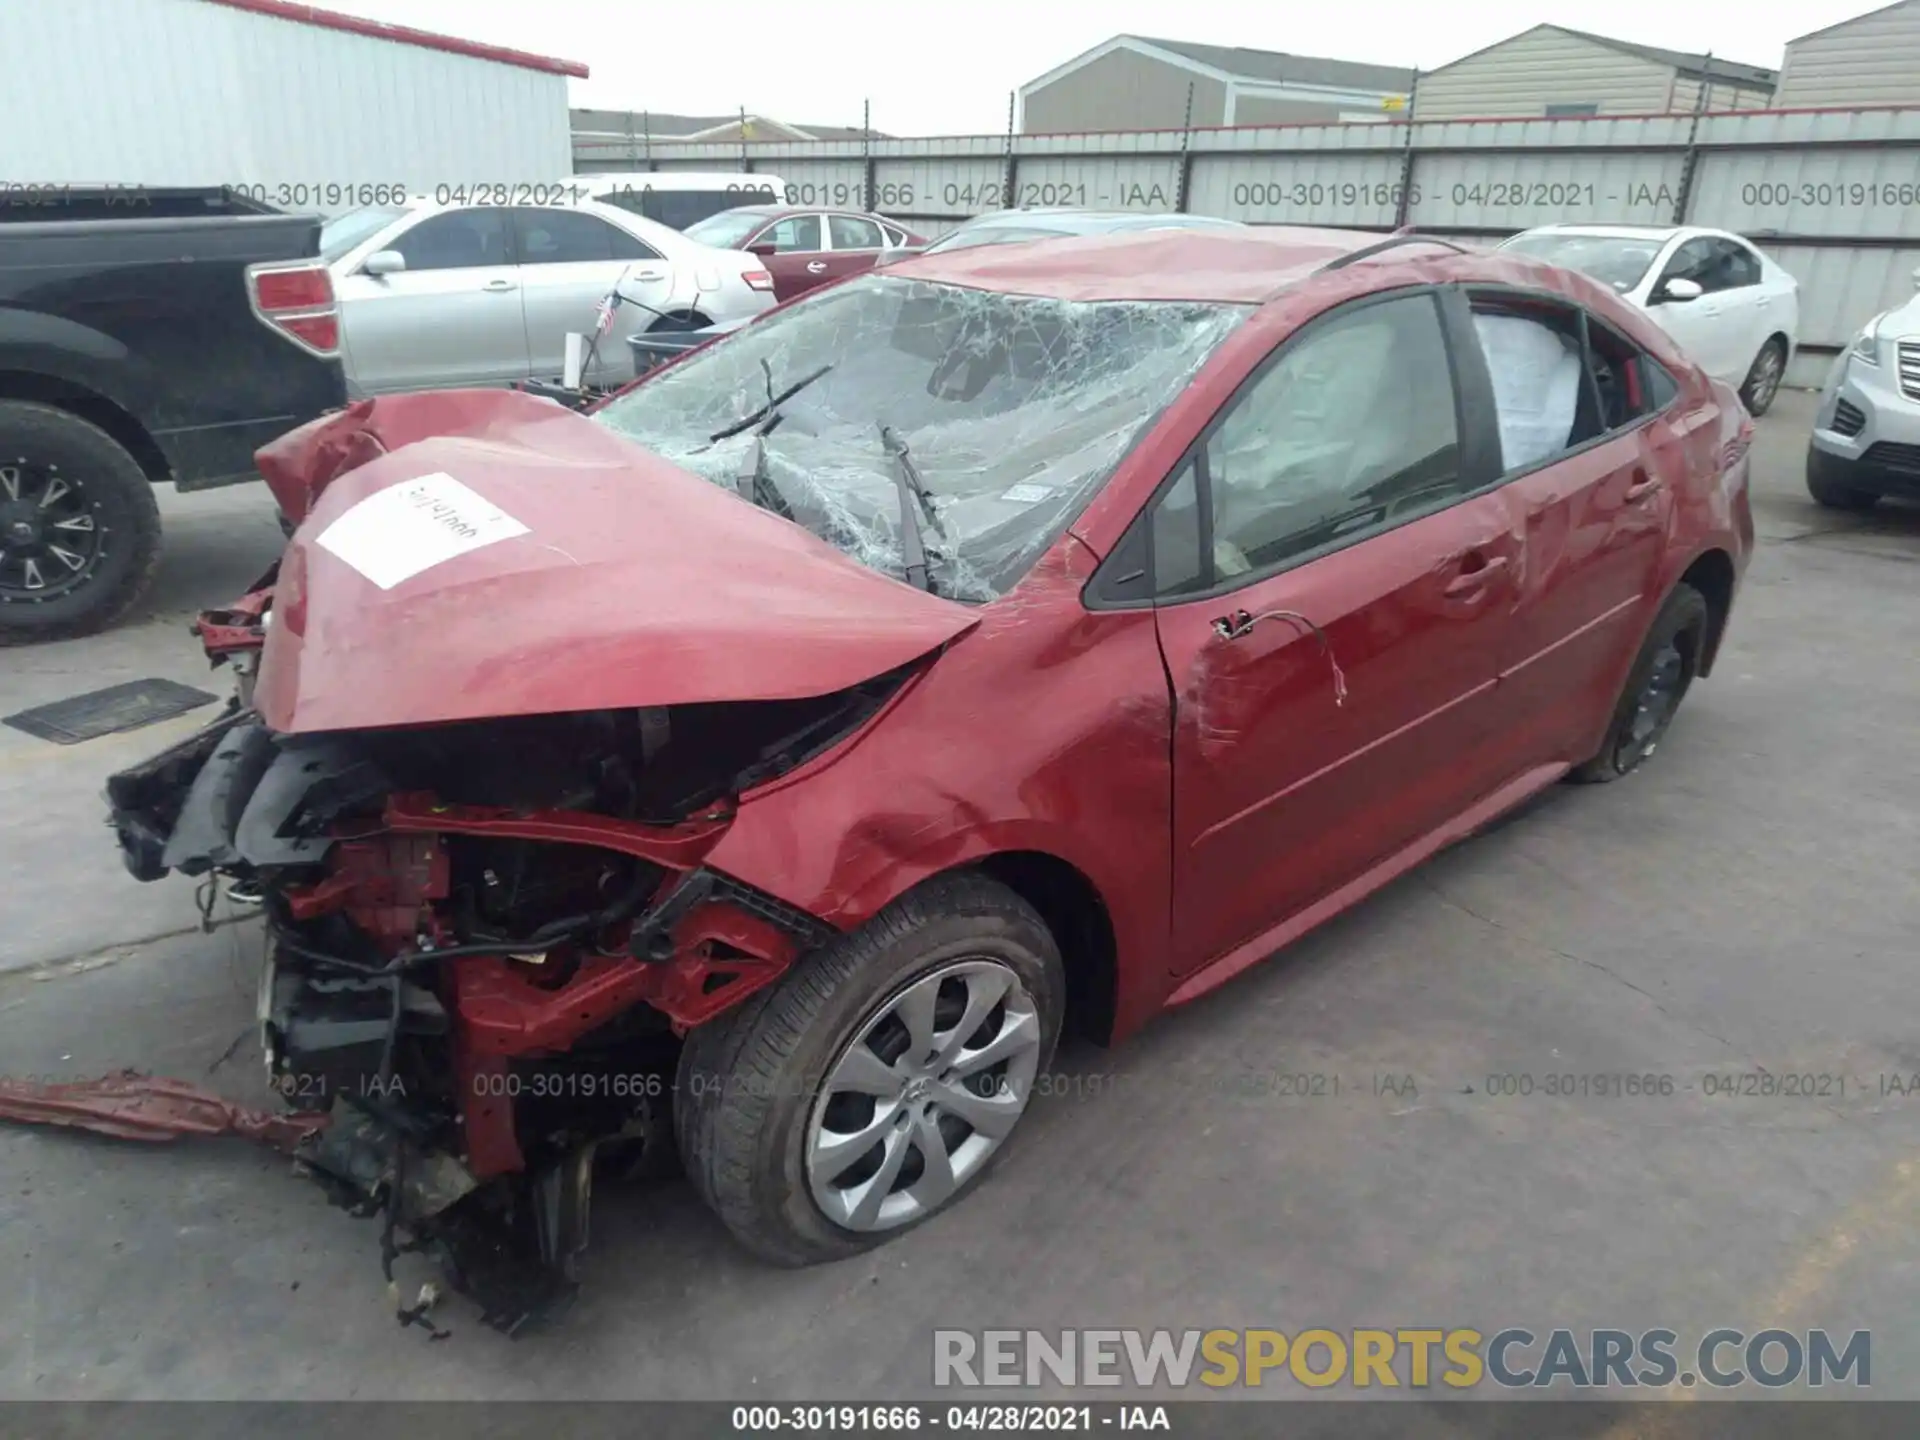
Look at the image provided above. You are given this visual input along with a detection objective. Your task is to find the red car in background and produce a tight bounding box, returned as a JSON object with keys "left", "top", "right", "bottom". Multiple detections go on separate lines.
{"left": 685, "top": 205, "right": 924, "bottom": 300}
{"left": 79, "top": 226, "right": 1753, "bottom": 1328}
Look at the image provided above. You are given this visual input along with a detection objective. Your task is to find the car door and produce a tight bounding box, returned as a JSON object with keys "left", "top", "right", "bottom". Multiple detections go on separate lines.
{"left": 335, "top": 207, "right": 527, "bottom": 393}
{"left": 1642, "top": 237, "right": 1745, "bottom": 384}
{"left": 1138, "top": 290, "right": 1523, "bottom": 977}
{"left": 1714, "top": 237, "right": 1784, "bottom": 379}
{"left": 825, "top": 214, "right": 890, "bottom": 286}
{"left": 511, "top": 207, "right": 674, "bottom": 383}
{"left": 1449, "top": 288, "right": 1682, "bottom": 768}
{"left": 747, "top": 214, "right": 828, "bottom": 300}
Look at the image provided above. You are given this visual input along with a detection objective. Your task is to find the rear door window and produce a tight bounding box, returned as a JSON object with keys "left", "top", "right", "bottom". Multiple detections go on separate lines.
{"left": 829, "top": 215, "right": 886, "bottom": 250}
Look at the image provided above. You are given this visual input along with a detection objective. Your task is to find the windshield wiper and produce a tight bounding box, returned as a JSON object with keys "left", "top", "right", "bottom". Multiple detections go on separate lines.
{"left": 710, "top": 361, "right": 834, "bottom": 442}
{"left": 732, "top": 410, "right": 795, "bottom": 521}
{"left": 880, "top": 425, "right": 944, "bottom": 593}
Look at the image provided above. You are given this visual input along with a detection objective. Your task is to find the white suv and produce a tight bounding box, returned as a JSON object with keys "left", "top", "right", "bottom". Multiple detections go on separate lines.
{"left": 1807, "top": 269, "right": 1920, "bottom": 512}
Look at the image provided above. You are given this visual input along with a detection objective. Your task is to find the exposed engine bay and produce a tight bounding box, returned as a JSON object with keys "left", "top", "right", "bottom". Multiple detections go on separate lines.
{"left": 95, "top": 608, "right": 914, "bottom": 1333}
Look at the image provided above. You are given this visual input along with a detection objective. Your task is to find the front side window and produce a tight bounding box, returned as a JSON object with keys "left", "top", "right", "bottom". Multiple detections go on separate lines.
{"left": 595, "top": 274, "right": 1248, "bottom": 600}
{"left": 389, "top": 209, "right": 512, "bottom": 271}
{"left": 1199, "top": 293, "right": 1464, "bottom": 583}
{"left": 761, "top": 215, "right": 823, "bottom": 252}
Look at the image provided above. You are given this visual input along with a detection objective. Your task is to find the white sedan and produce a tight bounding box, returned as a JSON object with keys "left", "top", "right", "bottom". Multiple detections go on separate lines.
{"left": 1497, "top": 224, "right": 1798, "bottom": 416}
{"left": 315, "top": 196, "right": 778, "bottom": 395}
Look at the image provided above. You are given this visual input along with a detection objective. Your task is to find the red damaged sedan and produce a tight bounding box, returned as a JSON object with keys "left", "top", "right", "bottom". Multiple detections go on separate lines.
{"left": 90, "top": 226, "right": 1752, "bottom": 1326}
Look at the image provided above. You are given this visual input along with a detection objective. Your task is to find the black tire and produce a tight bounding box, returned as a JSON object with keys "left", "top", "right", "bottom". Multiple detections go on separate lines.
{"left": 1738, "top": 336, "right": 1787, "bottom": 417}
{"left": 0, "top": 401, "right": 162, "bottom": 646}
{"left": 1570, "top": 583, "right": 1709, "bottom": 784}
{"left": 675, "top": 872, "right": 1065, "bottom": 1266}
{"left": 1805, "top": 444, "right": 1879, "bottom": 512}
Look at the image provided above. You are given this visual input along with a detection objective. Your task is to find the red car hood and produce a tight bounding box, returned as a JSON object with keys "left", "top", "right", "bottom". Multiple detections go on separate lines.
{"left": 252, "top": 390, "right": 979, "bottom": 734}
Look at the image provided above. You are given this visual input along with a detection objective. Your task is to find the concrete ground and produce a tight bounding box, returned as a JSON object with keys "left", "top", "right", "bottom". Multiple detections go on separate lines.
{"left": 2, "top": 390, "right": 1918, "bottom": 1404}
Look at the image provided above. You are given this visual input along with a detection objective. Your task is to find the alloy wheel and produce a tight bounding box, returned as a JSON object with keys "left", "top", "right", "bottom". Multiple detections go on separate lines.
{"left": 1747, "top": 347, "right": 1782, "bottom": 412}
{"left": 1623, "top": 637, "right": 1689, "bottom": 762}
{"left": 0, "top": 462, "right": 106, "bottom": 603}
{"left": 806, "top": 958, "right": 1043, "bottom": 1233}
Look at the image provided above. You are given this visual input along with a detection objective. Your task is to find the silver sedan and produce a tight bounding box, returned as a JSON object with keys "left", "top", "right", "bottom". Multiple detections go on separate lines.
{"left": 317, "top": 197, "right": 779, "bottom": 395}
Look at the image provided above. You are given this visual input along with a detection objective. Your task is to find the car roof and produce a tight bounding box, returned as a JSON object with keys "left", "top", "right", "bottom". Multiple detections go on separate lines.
{"left": 958, "top": 208, "right": 1241, "bottom": 232}
{"left": 698, "top": 204, "right": 894, "bottom": 223}
{"left": 1508, "top": 224, "right": 1681, "bottom": 242}
{"left": 894, "top": 226, "right": 1456, "bottom": 303}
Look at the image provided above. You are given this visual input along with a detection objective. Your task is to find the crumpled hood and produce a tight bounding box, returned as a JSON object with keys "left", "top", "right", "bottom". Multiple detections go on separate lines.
{"left": 252, "top": 389, "right": 978, "bottom": 734}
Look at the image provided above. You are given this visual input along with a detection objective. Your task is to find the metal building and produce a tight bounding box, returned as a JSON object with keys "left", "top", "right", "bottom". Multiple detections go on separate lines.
{"left": 1776, "top": 1, "right": 1920, "bottom": 108}
{"left": 1017, "top": 36, "right": 1414, "bottom": 134}
{"left": 1, "top": 0, "right": 584, "bottom": 212}
{"left": 1413, "top": 24, "right": 1777, "bottom": 120}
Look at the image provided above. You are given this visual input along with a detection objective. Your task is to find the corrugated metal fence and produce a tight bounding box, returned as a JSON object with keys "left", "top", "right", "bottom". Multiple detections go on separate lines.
{"left": 576, "top": 106, "right": 1920, "bottom": 386}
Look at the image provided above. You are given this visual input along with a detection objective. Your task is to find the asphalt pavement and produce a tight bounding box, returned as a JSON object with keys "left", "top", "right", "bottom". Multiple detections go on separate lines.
{"left": 1, "top": 389, "right": 1917, "bottom": 1404}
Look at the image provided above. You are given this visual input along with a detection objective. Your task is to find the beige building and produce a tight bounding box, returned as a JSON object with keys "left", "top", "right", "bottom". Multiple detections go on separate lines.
{"left": 1776, "top": 0, "right": 1920, "bottom": 107}
{"left": 1413, "top": 25, "right": 1777, "bottom": 120}
{"left": 1017, "top": 35, "right": 1414, "bottom": 134}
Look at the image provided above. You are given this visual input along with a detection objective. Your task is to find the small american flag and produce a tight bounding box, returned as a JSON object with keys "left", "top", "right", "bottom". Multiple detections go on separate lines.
{"left": 593, "top": 288, "right": 621, "bottom": 337}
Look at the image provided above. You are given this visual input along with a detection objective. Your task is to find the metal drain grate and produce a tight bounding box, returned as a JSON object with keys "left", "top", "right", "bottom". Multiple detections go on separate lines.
{"left": 3, "top": 678, "right": 219, "bottom": 745}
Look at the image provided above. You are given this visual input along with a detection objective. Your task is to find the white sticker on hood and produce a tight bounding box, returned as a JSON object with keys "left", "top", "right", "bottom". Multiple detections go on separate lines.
{"left": 314, "top": 472, "right": 530, "bottom": 590}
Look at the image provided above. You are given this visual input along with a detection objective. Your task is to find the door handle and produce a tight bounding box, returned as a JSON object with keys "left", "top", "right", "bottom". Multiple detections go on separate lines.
{"left": 806, "top": 260, "right": 828, "bottom": 273}
{"left": 1624, "top": 470, "right": 1664, "bottom": 502}
{"left": 1443, "top": 553, "right": 1510, "bottom": 597}
{"left": 483, "top": 279, "right": 515, "bottom": 292}
{"left": 630, "top": 269, "right": 665, "bottom": 282}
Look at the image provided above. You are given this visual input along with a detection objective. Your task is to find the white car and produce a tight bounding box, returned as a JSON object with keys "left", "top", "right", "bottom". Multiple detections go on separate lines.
{"left": 1806, "top": 267, "right": 1920, "bottom": 511}
{"left": 1497, "top": 224, "right": 1798, "bottom": 416}
{"left": 317, "top": 196, "right": 778, "bottom": 395}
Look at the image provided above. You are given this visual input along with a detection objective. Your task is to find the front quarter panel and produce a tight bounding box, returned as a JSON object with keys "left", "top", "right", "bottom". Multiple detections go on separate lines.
{"left": 703, "top": 539, "right": 1176, "bottom": 1041}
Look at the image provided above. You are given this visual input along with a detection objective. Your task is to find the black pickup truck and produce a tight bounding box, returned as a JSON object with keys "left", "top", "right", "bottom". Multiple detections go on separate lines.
{"left": 0, "top": 188, "right": 346, "bottom": 644}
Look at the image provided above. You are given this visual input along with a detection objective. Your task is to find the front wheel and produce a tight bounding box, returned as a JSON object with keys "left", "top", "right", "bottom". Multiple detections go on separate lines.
{"left": 0, "top": 401, "right": 162, "bottom": 645}
{"left": 1570, "top": 583, "right": 1709, "bottom": 784}
{"left": 676, "top": 873, "right": 1064, "bottom": 1266}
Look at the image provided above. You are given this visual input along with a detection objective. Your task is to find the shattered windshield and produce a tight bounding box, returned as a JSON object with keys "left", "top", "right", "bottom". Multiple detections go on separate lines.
{"left": 594, "top": 273, "right": 1248, "bottom": 601}
{"left": 1499, "top": 234, "right": 1665, "bottom": 292}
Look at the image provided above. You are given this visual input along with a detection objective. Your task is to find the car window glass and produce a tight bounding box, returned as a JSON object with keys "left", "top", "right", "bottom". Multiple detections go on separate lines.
{"left": 1662, "top": 238, "right": 1718, "bottom": 291}
{"left": 830, "top": 215, "right": 885, "bottom": 250}
{"left": 1586, "top": 320, "right": 1662, "bottom": 429}
{"left": 1199, "top": 293, "right": 1463, "bottom": 584}
{"left": 515, "top": 208, "right": 658, "bottom": 263}
{"left": 763, "top": 215, "right": 822, "bottom": 251}
{"left": 881, "top": 223, "right": 909, "bottom": 246}
{"left": 1715, "top": 239, "right": 1761, "bottom": 288}
{"left": 1152, "top": 462, "right": 1206, "bottom": 597}
{"left": 389, "top": 209, "right": 512, "bottom": 271}
{"left": 609, "top": 188, "right": 775, "bottom": 231}
{"left": 1640, "top": 356, "right": 1680, "bottom": 410}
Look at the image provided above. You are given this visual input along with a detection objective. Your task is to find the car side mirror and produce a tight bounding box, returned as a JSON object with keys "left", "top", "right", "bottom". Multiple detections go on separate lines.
{"left": 1656, "top": 276, "right": 1702, "bottom": 304}
{"left": 748, "top": 242, "right": 777, "bottom": 258}
{"left": 363, "top": 249, "right": 406, "bottom": 277}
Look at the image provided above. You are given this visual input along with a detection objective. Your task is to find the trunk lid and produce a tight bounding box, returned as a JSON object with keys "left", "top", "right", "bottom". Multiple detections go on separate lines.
{"left": 253, "top": 389, "right": 978, "bottom": 734}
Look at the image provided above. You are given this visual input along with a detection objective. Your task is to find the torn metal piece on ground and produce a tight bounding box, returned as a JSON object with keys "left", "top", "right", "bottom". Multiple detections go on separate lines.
{"left": 0, "top": 1069, "right": 327, "bottom": 1152}
{"left": 3, "top": 678, "right": 218, "bottom": 745}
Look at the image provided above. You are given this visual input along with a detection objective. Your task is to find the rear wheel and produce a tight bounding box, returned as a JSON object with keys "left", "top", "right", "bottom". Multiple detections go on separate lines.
{"left": 1738, "top": 337, "right": 1786, "bottom": 416}
{"left": 1571, "top": 583, "right": 1708, "bottom": 784}
{"left": 1805, "top": 444, "right": 1880, "bottom": 512}
{"left": 676, "top": 873, "right": 1064, "bottom": 1266}
{"left": 0, "top": 401, "right": 162, "bottom": 646}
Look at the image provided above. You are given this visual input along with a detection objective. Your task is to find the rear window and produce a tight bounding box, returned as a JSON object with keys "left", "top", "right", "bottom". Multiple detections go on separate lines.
{"left": 599, "top": 183, "right": 779, "bottom": 231}
{"left": 926, "top": 226, "right": 1071, "bottom": 254}
{"left": 1499, "top": 233, "right": 1667, "bottom": 293}
{"left": 320, "top": 205, "right": 404, "bottom": 262}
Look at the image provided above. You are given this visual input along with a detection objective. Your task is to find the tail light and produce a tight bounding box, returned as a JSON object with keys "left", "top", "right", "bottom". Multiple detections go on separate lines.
{"left": 247, "top": 260, "right": 340, "bottom": 357}
{"left": 743, "top": 269, "right": 775, "bottom": 293}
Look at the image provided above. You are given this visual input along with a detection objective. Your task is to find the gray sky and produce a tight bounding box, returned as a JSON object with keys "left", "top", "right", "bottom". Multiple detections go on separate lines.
{"left": 321, "top": 0, "right": 1880, "bottom": 134}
